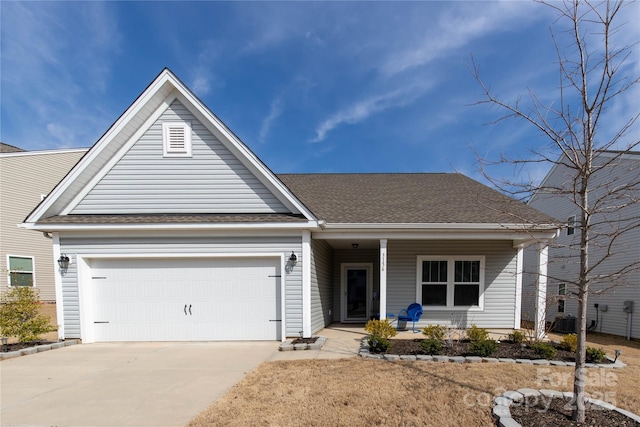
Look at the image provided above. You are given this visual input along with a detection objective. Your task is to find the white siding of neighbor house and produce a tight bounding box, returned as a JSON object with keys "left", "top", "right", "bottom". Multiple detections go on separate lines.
{"left": 1, "top": 150, "right": 86, "bottom": 302}
{"left": 310, "top": 239, "right": 333, "bottom": 333}
{"left": 385, "top": 240, "right": 519, "bottom": 329}
{"left": 523, "top": 153, "right": 640, "bottom": 339}
{"left": 58, "top": 235, "right": 302, "bottom": 339}
{"left": 71, "top": 100, "right": 288, "bottom": 215}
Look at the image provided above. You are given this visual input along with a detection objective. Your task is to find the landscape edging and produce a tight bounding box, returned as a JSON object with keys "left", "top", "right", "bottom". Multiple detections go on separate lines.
{"left": 0, "top": 340, "right": 80, "bottom": 360}
{"left": 492, "top": 389, "right": 640, "bottom": 427}
{"left": 357, "top": 338, "right": 626, "bottom": 369}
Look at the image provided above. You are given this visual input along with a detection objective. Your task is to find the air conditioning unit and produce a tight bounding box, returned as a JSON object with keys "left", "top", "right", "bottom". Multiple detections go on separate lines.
{"left": 553, "top": 315, "right": 577, "bottom": 334}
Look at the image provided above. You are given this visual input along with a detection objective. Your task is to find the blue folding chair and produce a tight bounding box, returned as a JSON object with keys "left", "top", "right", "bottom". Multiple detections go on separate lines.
{"left": 397, "top": 303, "right": 423, "bottom": 333}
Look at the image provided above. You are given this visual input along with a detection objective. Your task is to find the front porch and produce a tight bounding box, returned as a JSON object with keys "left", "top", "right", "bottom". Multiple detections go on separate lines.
{"left": 307, "top": 236, "right": 552, "bottom": 340}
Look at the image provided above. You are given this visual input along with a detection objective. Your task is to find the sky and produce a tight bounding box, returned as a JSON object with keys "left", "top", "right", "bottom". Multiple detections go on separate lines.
{"left": 1, "top": 1, "right": 639, "bottom": 186}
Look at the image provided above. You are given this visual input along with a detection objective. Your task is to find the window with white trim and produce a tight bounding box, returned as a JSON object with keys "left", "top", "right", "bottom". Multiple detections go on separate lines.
{"left": 162, "top": 121, "right": 192, "bottom": 157}
{"left": 417, "top": 256, "right": 485, "bottom": 310}
{"left": 7, "top": 255, "right": 35, "bottom": 287}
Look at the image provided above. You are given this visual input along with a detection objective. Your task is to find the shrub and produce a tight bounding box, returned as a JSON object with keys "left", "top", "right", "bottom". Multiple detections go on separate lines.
{"left": 466, "top": 324, "right": 489, "bottom": 342}
{"left": 531, "top": 342, "right": 558, "bottom": 360}
{"left": 586, "top": 347, "right": 606, "bottom": 363}
{"left": 421, "top": 338, "right": 443, "bottom": 355}
{"left": 422, "top": 324, "right": 447, "bottom": 342}
{"left": 0, "top": 287, "right": 56, "bottom": 342}
{"left": 469, "top": 339, "right": 497, "bottom": 357}
{"left": 560, "top": 333, "right": 578, "bottom": 352}
{"left": 507, "top": 330, "right": 525, "bottom": 344}
{"left": 368, "top": 336, "right": 392, "bottom": 353}
{"left": 365, "top": 319, "right": 397, "bottom": 353}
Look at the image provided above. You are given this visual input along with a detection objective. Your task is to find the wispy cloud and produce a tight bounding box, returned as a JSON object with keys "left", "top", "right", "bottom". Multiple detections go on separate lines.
{"left": 259, "top": 97, "right": 284, "bottom": 143}
{"left": 311, "top": 82, "right": 432, "bottom": 143}
{"left": 1, "top": 2, "right": 121, "bottom": 149}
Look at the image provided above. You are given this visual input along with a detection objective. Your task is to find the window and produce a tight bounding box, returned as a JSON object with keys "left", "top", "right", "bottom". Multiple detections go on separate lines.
{"left": 7, "top": 256, "right": 35, "bottom": 287}
{"left": 162, "top": 122, "right": 192, "bottom": 157}
{"left": 417, "top": 256, "right": 485, "bottom": 310}
{"left": 558, "top": 283, "right": 566, "bottom": 313}
{"left": 567, "top": 215, "right": 576, "bottom": 235}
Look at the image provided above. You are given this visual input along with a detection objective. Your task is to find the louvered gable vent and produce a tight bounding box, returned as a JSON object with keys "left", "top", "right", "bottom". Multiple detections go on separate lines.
{"left": 162, "top": 121, "right": 192, "bottom": 157}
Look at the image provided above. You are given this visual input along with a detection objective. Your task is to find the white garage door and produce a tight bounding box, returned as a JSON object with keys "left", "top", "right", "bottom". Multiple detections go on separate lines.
{"left": 89, "top": 257, "right": 281, "bottom": 342}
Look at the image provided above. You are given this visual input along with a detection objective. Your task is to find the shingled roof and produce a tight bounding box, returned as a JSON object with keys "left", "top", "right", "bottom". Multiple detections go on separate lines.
{"left": 278, "top": 173, "right": 556, "bottom": 225}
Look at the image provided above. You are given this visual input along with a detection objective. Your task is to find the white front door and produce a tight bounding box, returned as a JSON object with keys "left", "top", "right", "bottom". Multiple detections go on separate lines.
{"left": 89, "top": 257, "right": 281, "bottom": 341}
{"left": 341, "top": 263, "right": 372, "bottom": 322}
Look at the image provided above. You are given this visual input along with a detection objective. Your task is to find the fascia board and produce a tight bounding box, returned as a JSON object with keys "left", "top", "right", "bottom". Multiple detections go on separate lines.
{"left": 0, "top": 148, "right": 88, "bottom": 158}
{"left": 19, "top": 220, "right": 320, "bottom": 232}
{"left": 320, "top": 222, "right": 560, "bottom": 231}
{"left": 25, "top": 70, "right": 177, "bottom": 223}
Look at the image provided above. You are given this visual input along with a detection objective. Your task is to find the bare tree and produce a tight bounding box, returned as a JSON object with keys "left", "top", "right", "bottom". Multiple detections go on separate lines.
{"left": 471, "top": 0, "right": 639, "bottom": 422}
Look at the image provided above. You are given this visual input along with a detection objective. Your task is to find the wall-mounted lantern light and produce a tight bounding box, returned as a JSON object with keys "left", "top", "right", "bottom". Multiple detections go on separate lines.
{"left": 289, "top": 251, "right": 297, "bottom": 266}
{"left": 57, "top": 254, "right": 70, "bottom": 271}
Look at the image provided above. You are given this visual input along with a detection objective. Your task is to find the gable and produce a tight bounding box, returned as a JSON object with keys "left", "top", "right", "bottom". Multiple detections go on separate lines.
{"left": 70, "top": 100, "right": 288, "bottom": 215}
{"left": 23, "top": 69, "right": 316, "bottom": 228}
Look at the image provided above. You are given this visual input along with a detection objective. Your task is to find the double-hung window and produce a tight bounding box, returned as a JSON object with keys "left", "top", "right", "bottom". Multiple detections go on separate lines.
{"left": 417, "top": 256, "right": 485, "bottom": 310}
{"left": 7, "top": 255, "right": 35, "bottom": 287}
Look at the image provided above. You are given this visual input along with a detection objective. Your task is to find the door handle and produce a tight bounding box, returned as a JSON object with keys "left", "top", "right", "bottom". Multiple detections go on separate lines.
{"left": 189, "top": 304, "right": 192, "bottom": 315}
{"left": 184, "top": 304, "right": 187, "bottom": 315}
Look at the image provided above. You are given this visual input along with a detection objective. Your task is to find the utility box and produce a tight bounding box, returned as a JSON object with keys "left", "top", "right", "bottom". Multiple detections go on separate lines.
{"left": 553, "top": 315, "right": 577, "bottom": 334}
{"left": 623, "top": 301, "right": 634, "bottom": 313}
{"left": 599, "top": 304, "right": 608, "bottom": 312}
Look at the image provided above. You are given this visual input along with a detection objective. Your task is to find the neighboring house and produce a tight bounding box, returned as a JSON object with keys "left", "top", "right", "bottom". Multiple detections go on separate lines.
{"left": 522, "top": 151, "right": 640, "bottom": 339}
{"left": 21, "top": 69, "right": 559, "bottom": 343}
{"left": 1, "top": 144, "right": 87, "bottom": 305}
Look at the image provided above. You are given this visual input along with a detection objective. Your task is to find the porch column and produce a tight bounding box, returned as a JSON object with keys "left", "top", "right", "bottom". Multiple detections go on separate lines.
{"left": 514, "top": 246, "right": 523, "bottom": 330}
{"left": 535, "top": 243, "right": 549, "bottom": 340}
{"left": 302, "top": 230, "right": 312, "bottom": 338}
{"left": 379, "top": 239, "right": 387, "bottom": 321}
{"left": 52, "top": 232, "right": 65, "bottom": 340}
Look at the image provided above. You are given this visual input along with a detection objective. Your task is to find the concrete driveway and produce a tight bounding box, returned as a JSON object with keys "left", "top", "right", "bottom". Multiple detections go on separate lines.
{"left": 0, "top": 341, "right": 280, "bottom": 427}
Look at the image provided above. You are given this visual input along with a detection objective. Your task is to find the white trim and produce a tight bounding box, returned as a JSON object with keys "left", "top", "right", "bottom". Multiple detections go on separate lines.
{"left": 6, "top": 254, "right": 36, "bottom": 287}
{"left": 0, "top": 148, "right": 88, "bottom": 158}
{"left": 535, "top": 244, "right": 549, "bottom": 340}
{"left": 313, "top": 229, "right": 558, "bottom": 243}
{"left": 340, "top": 263, "right": 373, "bottom": 323}
{"left": 302, "top": 231, "right": 311, "bottom": 338}
{"left": 416, "top": 255, "right": 486, "bottom": 311}
{"left": 514, "top": 246, "right": 523, "bottom": 329}
{"left": 20, "top": 221, "right": 320, "bottom": 232}
{"left": 52, "top": 233, "right": 65, "bottom": 340}
{"left": 320, "top": 222, "right": 558, "bottom": 231}
{"left": 379, "top": 239, "right": 387, "bottom": 321}
{"left": 76, "top": 252, "right": 286, "bottom": 343}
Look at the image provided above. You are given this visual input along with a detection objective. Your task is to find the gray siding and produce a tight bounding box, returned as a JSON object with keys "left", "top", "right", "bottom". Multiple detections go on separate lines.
{"left": 524, "top": 154, "right": 640, "bottom": 338}
{"left": 1, "top": 150, "right": 86, "bottom": 302}
{"left": 310, "top": 239, "right": 333, "bottom": 333}
{"left": 71, "top": 101, "right": 288, "bottom": 214}
{"left": 58, "top": 234, "right": 302, "bottom": 338}
{"left": 386, "top": 240, "right": 518, "bottom": 329}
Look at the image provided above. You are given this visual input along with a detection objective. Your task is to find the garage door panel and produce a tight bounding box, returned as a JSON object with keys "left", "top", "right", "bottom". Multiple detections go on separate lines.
{"left": 89, "top": 257, "right": 280, "bottom": 342}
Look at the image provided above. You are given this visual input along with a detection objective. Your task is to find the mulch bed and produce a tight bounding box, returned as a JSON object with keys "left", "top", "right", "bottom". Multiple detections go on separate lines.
{"left": 382, "top": 339, "right": 611, "bottom": 364}
{"left": 510, "top": 396, "right": 639, "bottom": 426}
{"left": 1, "top": 341, "right": 55, "bottom": 353}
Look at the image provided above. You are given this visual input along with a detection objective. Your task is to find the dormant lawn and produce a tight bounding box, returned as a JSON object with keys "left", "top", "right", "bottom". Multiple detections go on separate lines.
{"left": 188, "top": 333, "right": 640, "bottom": 427}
